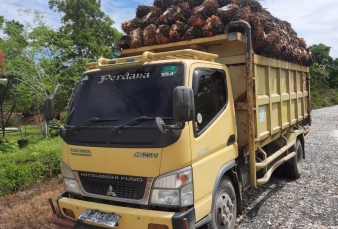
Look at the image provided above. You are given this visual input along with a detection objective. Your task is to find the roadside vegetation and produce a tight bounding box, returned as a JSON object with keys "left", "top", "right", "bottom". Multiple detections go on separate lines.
{"left": 0, "top": 126, "right": 61, "bottom": 196}
{"left": 309, "top": 44, "right": 338, "bottom": 109}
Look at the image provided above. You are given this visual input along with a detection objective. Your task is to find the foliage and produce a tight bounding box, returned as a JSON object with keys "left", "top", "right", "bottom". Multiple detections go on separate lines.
{"left": 308, "top": 44, "right": 338, "bottom": 108}
{"left": 0, "top": 136, "right": 62, "bottom": 196}
{"left": 49, "top": 0, "right": 122, "bottom": 60}
{"left": 49, "top": 119, "right": 63, "bottom": 138}
{"left": 308, "top": 44, "right": 333, "bottom": 68}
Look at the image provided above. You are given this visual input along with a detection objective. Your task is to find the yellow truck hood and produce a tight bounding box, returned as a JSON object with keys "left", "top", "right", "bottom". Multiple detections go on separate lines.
{"left": 66, "top": 145, "right": 162, "bottom": 177}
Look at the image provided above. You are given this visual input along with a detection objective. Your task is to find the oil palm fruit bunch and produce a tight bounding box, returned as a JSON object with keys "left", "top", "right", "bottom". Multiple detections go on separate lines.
{"left": 159, "top": 6, "right": 182, "bottom": 26}
{"left": 216, "top": 0, "right": 234, "bottom": 7}
{"left": 202, "top": 15, "right": 224, "bottom": 37}
{"left": 169, "top": 21, "right": 188, "bottom": 42}
{"left": 153, "top": 0, "right": 170, "bottom": 11}
{"left": 190, "top": 0, "right": 205, "bottom": 7}
{"left": 251, "top": 25, "right": 265, "bottom": 54}
{"left": 178, "top": 2, "right": 192, "bottom": 21}
{"left": 182, "top": 26, "right": 196, "bottom": 40}
{"left": 117, "top": 35, "right": 130, "bottom": 50}
{"left": 216, "top": 4, "right": 240, "bottom": 25}
{"left": 193, "top": 0, "right": 219, "bottom": 19}
{"left": 236, "top": 0, "right": 262, "bottom": 12}
{"left": 156, "top": 24, "right": 171, "bottom": 44}
{"left": 130, "top": 28, "right": 143, "bottom": 48}
{"left": 141, "top": 7, "right": 162, "bottom": 29}
{"left": 136, "top": 5, "right": 153, "bottom": 19}
{"left": 143, "top": 24, "right": 158, "bottom": 46}
{"left": 121, "top": 18, "right": 142, "bottom": 34}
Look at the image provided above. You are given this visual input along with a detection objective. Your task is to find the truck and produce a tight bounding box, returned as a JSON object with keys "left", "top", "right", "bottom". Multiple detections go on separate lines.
{"left": 46, "top": 21, "right": 311, "bottom": 229}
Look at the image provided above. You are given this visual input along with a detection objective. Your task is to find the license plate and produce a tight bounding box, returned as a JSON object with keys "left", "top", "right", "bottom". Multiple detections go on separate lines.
{"left": 78, "top": 209, "right": 121, "bottom": 228}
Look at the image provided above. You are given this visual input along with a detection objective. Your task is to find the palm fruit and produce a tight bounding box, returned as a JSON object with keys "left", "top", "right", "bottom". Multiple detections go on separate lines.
{"left": 216, "top": 0, "right": 233, "bottom": 7}
{"left": 182, "top": 26, "right": 204, "bottom": 40}
{"left": 216, "top": 4, "right": 240, "bottom": 25}
{"left": 153, "top": 0, "right": 170, "bottom": 11}
{"left": 136, "top": 5, "right": 153, "bottom": 19}
{"left": 182, "top": 26, "right": 196, "bottom": 40}
{"left": 156, "top": 24, "right": 171, "bottom": 44}
{"left": 190, "top": 15, "right": 206, "bottom": 27}
{"left": 117, "top": 35, "right": 130, "bottom": 50}
{"left": 143, "top": 24, "right": 158, "bottom": 46}
{"left": 189, "top": 0, "right": 205, "bottom": 7}
{"left": 141, "top": 12, "right": 158, "bottom": 29}
{"left": 121, "top": 18, "right": 142, "bottom": 34}
{"left": 159, "top": 6, "right": 182, "bottom": 26}
{"left": 178, "top": 2, "right": 192, "bottom": 21}
{"left": 202, "top": 15, "right": 224, "bottom": 37}
{"left": 169, "top": 21, "right": 188, "bottom": 42}
{"left": 236, "top": 0, "right": 262, "bottom": 12}
{"left": 193, "top": 0, "right": 219, "bottom": 20}
{"left": 130, "top": 28, "right": 143, "bottom": 48}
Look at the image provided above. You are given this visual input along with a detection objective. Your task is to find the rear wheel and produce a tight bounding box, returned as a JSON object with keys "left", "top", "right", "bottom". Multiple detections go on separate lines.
{"left": 284, "top": 139, "right": 303, "bottom": 179}
{"left": 207, "top": 176, "right": 237, "bottom": 229}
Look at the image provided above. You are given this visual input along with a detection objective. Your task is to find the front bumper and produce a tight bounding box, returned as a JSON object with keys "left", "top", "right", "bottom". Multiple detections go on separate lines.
{"left": 50, "top": 193, "right": 195, "bottom": 229}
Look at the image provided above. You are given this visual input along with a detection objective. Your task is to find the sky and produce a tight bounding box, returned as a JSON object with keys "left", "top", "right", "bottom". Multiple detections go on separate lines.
{"left": 0, "top": 0, "right": 337, "bottom": 58}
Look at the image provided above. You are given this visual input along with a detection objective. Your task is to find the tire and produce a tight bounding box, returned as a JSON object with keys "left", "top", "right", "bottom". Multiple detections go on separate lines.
{"left": 284, "top": 139, "right": 303, "bottom": 179}
{"left": 207, "top": 176, "right": 237, "bottom": 229}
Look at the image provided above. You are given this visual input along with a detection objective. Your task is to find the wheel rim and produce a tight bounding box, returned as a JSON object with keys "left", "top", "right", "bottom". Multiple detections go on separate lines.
{"left": 296, "top": 145, "right": 303, "bottom": 172}
{"left": 215, "top": 191, "right": 234, "bottom": 228}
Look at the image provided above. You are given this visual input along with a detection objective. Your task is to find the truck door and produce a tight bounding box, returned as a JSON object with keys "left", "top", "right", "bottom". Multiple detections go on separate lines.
{"left": 188, "top": 63, "right": 238, "bottom": 221}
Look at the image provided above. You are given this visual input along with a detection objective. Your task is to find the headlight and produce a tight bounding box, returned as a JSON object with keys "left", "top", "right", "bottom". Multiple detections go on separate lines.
{"left": 64, "top": 178, "right": 81, "bottom": 194}
{"left": 61, "top": 162, "right": 81, "bottom": 194}
{"left": 61, "top": 162, "right": 75, "bottom": 179}
{"left": 150, "top": 167, "right": 193, "bottom": 207}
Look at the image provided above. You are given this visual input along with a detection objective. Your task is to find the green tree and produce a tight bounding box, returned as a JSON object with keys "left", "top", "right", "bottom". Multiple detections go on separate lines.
{"left": 309, "top": 43, "right": 333, "bottom": 68}
{"left": 309, "top": 43, "right": 338, "bottom": 89}
{"left": 49, "top": 0, "right": 122, "bottom": 60}
{"left": 0, "top": 11, "right": 76, "bottom": 137}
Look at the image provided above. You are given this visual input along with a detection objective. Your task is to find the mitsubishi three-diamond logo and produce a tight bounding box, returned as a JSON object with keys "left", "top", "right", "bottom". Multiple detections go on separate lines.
{"left": 107, "top": 185, "right": 117, "bottom": 197}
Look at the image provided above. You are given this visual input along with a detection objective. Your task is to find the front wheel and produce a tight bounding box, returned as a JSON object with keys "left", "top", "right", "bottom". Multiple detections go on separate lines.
{"left": 207, "top": 176, "right": 237, "bottom": 229}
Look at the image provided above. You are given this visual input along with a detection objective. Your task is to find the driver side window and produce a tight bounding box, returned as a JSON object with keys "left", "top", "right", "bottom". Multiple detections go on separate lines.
{"left": 193, "top": 68, "right": 227, "bottom": 135}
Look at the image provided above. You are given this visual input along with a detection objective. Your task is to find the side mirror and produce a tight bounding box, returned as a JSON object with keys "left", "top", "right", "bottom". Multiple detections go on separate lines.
{"left": 173, "top": 86, "right": 194, "bottom": 122}
{"left": 43, "top": 96, "right": 54, "bottom": 121}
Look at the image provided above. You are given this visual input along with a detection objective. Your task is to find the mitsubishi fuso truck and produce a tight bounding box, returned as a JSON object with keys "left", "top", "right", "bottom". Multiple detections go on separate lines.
{"left": 45, "top": 21, "right": 311, "bottom": 229}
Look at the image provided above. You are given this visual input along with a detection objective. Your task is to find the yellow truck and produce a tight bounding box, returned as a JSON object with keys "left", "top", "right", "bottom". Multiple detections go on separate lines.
{"left": 45, "top": 21, "right": 311, "bottom": 229}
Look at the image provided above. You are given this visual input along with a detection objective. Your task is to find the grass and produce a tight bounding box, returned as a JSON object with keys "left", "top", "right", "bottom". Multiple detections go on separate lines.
{"left": 0, "top": 125, "right": 62, "bottom": 196}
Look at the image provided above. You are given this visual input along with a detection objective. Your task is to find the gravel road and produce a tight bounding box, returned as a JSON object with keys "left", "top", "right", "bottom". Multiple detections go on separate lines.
{"left": 236, "top": 106, "right": 338, "bottom": 229}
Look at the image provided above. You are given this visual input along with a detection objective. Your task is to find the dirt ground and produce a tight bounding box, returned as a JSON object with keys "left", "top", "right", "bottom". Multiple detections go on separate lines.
{"left": 0, "top": 179, "right": 67, "bottom": 229}
{"left": 0, "top": 106, "right": 337, "bottom": 229}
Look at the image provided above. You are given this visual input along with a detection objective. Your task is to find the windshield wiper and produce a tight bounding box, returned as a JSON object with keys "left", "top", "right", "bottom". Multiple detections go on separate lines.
{"left": 111, "top": 116, "right": 173, "bottom": 133}
{"left": 69, "top": 117, "right": 120, "bottom": 133}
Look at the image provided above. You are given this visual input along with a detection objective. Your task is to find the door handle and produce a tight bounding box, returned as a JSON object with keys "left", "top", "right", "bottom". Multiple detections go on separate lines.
{"left": 227, "top": 134, "right": 235, "bottom": 146}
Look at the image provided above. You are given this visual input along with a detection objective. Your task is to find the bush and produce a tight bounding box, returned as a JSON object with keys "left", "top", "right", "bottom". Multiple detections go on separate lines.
{"left": 49, "top": 119, "right": 63, "bottom": 138}
{"left": 0, "top": 139, "right": 18, "bottom": 153}
{"left": 0, "top": 137, "right": 62, "bottom": 196}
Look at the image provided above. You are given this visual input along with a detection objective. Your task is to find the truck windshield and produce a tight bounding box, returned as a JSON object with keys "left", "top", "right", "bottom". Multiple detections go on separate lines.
{"left": 67, "top": 63, "right": 184, "bottom": 127}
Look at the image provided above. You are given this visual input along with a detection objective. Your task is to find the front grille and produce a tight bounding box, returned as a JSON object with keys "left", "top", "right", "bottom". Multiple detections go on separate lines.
{"left": 78, "top": 172, "right": 147, "bottom": 200}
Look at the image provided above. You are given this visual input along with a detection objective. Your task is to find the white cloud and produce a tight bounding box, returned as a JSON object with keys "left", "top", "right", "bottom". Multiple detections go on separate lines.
{"left": 0, "top": 0, "right": 61, "bottom": 29}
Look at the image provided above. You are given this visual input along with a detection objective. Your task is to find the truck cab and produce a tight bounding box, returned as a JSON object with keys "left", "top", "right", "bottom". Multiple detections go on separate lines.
{"left": 48, "top": 49, "right": 238, "bottom": 229}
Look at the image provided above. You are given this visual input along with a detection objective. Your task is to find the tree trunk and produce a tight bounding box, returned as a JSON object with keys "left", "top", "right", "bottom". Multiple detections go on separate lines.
{"left": 43, "top": 119, "right": 49, "bottom": 139}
